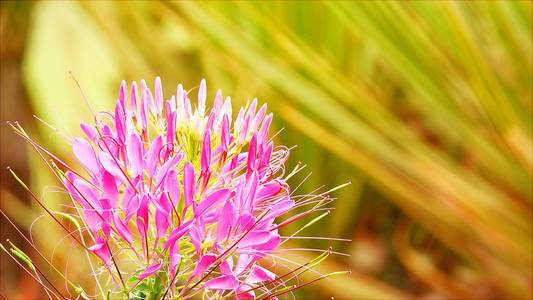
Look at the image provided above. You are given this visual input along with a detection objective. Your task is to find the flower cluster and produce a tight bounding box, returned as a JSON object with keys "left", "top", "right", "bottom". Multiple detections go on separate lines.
{"left": 62, "top": 78, "right": 305, "bottom": 299}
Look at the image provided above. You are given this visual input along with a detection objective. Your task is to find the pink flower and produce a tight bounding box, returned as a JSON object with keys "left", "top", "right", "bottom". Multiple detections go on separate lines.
{"left": 53, "top": 77, "right": 340, "bottom": 298}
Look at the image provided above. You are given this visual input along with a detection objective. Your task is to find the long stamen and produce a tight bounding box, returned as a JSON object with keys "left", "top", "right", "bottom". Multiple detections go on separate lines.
{"left": 0, "top": 243, "right": 63, "bottom": 299}
{"left": 7, "top": 168, "right": 88, "bottom": 249}
{"left": 0, "top": 210, "right": 84, "bottom": 293}
{"left": 6, "top": 77, "right": 347, "bottom": 299}
{"left": 234, "top": 247, "right": 333, "bottom": 297}
{"left": 161, "top": 258, "right": 183, "bottom": 299}
{"left": 258, "top": 271, "right": 351, "bottom": 300}
{"left": 103, "top": 239, "right": 127, "bottom": 293}
{"left": 182, "top": 209, "right": 271, "bottom": 296}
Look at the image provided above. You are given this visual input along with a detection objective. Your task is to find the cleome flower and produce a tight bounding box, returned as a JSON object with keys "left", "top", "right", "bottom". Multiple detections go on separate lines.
{"left": 3, "top": 77, "right": 348, "bottom": 300}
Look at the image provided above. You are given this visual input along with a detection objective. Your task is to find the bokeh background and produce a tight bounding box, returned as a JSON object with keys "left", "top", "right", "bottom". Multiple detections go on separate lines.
{"left": 1, "top": 1, "right": 532, "bottom": 299}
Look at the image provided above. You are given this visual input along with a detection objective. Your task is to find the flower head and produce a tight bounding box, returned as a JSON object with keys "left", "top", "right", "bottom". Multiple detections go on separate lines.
{"left": 64, "top": 77, "right": 304, "bottom": 297}
{"left": 7, "top": 77, "right": 344, "bottom": 299}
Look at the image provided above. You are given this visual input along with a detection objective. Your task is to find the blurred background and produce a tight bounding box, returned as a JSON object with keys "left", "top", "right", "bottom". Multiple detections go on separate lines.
{"left": 1, "top": 1, "right": 531, "bottom": 299}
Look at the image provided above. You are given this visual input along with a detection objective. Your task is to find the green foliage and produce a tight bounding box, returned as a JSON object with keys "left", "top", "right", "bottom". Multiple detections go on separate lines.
{"left": 131, "top": 275, "right": 165, "bottom": 300}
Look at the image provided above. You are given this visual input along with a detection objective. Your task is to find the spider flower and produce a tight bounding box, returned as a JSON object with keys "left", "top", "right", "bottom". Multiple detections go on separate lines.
{"left": 6, "top": 77, "right": 345, "bottom": 299}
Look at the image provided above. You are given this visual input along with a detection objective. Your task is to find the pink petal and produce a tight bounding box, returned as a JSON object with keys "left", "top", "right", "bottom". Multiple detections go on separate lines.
{"left": 256, "top": 181, "right": 282, "bottom": 202}
{"left": 220, "top": 115, "right": 230, "bottom": 152}
{"left": 239, "top": 230, "right": 271, "bottom": 248}
{"left": 259, "top": 142, "right": 273, "bottom": 173}
{"left": 83, "top": 208, "right": 102, "bottom": 234}
{"left": 136, "top": 195, "right": 150, "bottom": 238}
{"left": 213, "top": 89, "right": 223, "bottom": 113}
{"left": 164, "top": 170, "right": 180, "bottom": 208}
{"left": 113, "top": 214, "right": 132, "bottom": 245}
{"left": 99, "top": 198, "right": 113, "bottom": 221}
{"left": 169, "top": 252, "right": 181, "bottom": 276}
{"left": 127, "top": 133, "right": 144, "bottom": 177}
{"left": 100, "top": 222, "right": 112, "bottom": 241}
{"left": 72, "top": 178, "right": 99, "bottom": 209}
{"left": 155, "top": 193, "right": 172, "bottom": 214}
{"left": 140, "top": 89, "right": 149, "bottom": 131}
{"left": 195, "top": 189, "right": 231, "bottom": 217}
{"left": 155, "top": 209, "right": 169, "bottom": 239}
{"left": 219, "top": 258, "right": 234, "bottom": 276}
{"left": 244, "top": 173, "right": 259, "bottom": 210}
{"left": 184, "top": 98, "right": 192, "bottom": 119}
{"left": 234, "top": 254, "right": 254, "bottom": 275}
{"left": 222, "top": 97, "right": 233, "bottom": 121}
{"left": 253, "top": 233, "right": 280, "bottom": 253}
{"left": 216, "top": 201, "right": 236, "bottom": 242}
{"left": 183, "top": 162, "right": 195, "bottom": 207}
{"left": 266, "top": 198, "right": 294, "bottom": 220}
{"left": 138, "top": 260, "right": 163, "bottom": 280}
{"left": 88, "top": 236, "right": 111, "bottom": 266}
{"left": 205, "top": 112, "right": 215, "bottom": 133}
{"left": 102, "top": 171, "right": 119, "bottom": 208}
{"left": 177, "top": 84, "right": 187, "bottom": 122}
{"left": 205, "top": 275, "right": 239, "bottom": 290}
{"left": 238, "top": 113, "right": 251, "bottom": 144}
{"left": 247, "top": 134, "right": 257, "bottom": 175}
{"left": 246, "top": 265, "right": 276, "bottom": 284}
{"left": 167, "top": 95, "right": 176, "bottom": 112}
{"left": 236, "top": 284, "right": 255, "bottom": 299}
{"left": 72, "top": 138, "right": 99, "bottom": 176}
{"left": 251, "top": 103, "right": 267, "bottom": 133}
{"left": 80, "top": 123, "right": 98, "bottom": 142}
{"left": 145, "top": 87, "right": 156, "bottom": 117}
{"left": 238, "top": 212, "right": 255, "bottom": 232}
{"left": 166, "top": 111, "right": 176, "bottom": 146}
{"left": 119, "top": 80, "right": 127, "bottom": 110}
{"left": 192, "top": 253, "right": 217, "bottom": 278}
{"left": 257, "top": 113, "right": 272, "bottom": 145}
{"left": 124, "top": 195, "right": 140, "bottom": 221}
{"left": 201, "top": 130, "right": 212, "bottom": 172}
{"left": 155, "top": 153, "right": 182, "bottom": 188}
{"left": 247, "top": 98, "right": 258, "bottom": 117}
{"left": 234, "top": 254, "right": 253, "bottom": 275}
{"left": 145, "top": 135, "right": 163, "bottom": 178}
{"left": 98, "top": 125, "right": 119, "bottom": 157}
{"left": 154, "top": 76, "right": 163, "bottom": 115}
{"left": 177, "top": 84, "right": 184, "bottom": 103}
{"left": 190, "top": 219, "right": 205, "bottom": 255}
{"left": 163, "top": 225, "right": 190, "bottom": 250}
{"left": 198, "top": 79, "right": 206, "bottom": 116}
{"left": 114, "top": 100, "right": 126, "bottom": 144}
{"left": 98, "top": 151, "right": 123, "bottom": 179}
